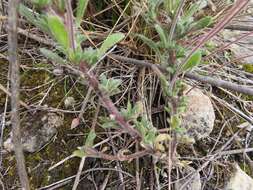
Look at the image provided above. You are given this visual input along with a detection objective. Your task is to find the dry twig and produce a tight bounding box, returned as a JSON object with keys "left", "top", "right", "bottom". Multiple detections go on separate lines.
{"left": 110, "top": 54, "right": 253, "bottom": 96}
{"left": 8, "top": 0, "right": 30, "bottom": 189}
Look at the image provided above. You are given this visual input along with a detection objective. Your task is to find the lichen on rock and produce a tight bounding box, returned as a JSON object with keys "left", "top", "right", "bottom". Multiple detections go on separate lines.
{"left": 180, "top": 85, "right": 215, "bottom": 143}
{"left": 4, "top": 112, "right": 64, "bottom": 153}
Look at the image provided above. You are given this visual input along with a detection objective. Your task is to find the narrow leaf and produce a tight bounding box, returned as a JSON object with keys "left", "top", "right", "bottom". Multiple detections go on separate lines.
{"left": 85, "top": 129, "right": 96, "bottom": 147}
{"left": 40, "top": 48, "right": 66, "bottom": 64}
{"left": 73, "top": 148, "right": 86, "bottom": 158}
{"left": 136, "top": 34, "right": 160, "bottom": 55}
{"left": 98, "top": 33, "right": 124, "bottom": 58}
{"left": 182, "top": 50, "right": 202, "bottom": 71}
{"left": 154, "top": 24, "right": 168, "bottom": 47}
{"left": 184, "top": 2, "right": 199, "bottom": 20}
{"left": 76, "top": 0, "right": 89, "bottom": 26}
{"left": 192, "top": 16, "right": 213, "bottom": 30}
{"left": 19, "top": 4, "right": 49, "bottom": 33}
{"left": 32, "top": 0, "right": 51, "bottom": 8}
{"left": 47, "top": 15, "right": 69, "bottom": 49}
{"left": 81, "top": 47, "right": 98, "bottom": 65}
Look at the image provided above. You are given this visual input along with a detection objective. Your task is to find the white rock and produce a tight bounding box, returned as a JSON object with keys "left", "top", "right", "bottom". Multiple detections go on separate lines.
{"left": 225, "top": 164, "right": 253, "bottom": 190}
{"left": 175, "top": 166, "right": 201, "bottom": 190}
{"left": 64, "top": 96, "right": 75, "bottom": 108}
{"left": 180, "top": 86, "right": 215, "bottom": 143}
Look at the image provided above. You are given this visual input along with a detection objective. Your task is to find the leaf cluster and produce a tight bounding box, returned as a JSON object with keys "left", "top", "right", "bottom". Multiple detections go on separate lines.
{"left": 138, "top": 0, "right": 212, "bottom": 71}
{"left": 19, "top": 0, "right": 125, "bottom": 66}
{"left": 100, "top": 102, "right": 168, "bottom": 150}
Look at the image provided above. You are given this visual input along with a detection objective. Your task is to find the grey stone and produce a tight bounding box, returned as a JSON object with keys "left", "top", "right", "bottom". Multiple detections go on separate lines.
{"left": 4, "top": 112, "right": 64, "bottom": 153}
{"left": 175, "top": 166, "right": 201, "bottom": 190}
{"left": 225, "top": 164, "right": 253, "bottom": 190}
{"left": 221, "top": 14, "right": 253, "bottom": 64}
{"left": 64, "top": 96, "right": 76, "bottom": 108}
{"left": 180, "top": 85, "right": 215, "bottom": 143}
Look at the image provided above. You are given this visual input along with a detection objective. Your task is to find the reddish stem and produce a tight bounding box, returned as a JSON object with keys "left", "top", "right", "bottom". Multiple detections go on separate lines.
{"left": 79, "top": 62, "right": 140, "bottom": 138}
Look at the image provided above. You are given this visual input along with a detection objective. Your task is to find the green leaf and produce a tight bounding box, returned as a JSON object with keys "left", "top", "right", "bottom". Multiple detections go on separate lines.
{"left": 76, "top": 0, "right": 89, "bottom": 26}
{"left": 143, "top": 129, "right": 156, "bottom": 147}
{"left": 164, "top": 0, "right": 180, "bottom": 14}
{"left": 120, "top": 101, "right": 143, "bottom": 121}
{"left": 81, "top": 47, "right": 98, "bottom": 65}
{"left": 170, "top": 115, "right": 181, "bottom": 129}
{"left": 54, "top": 0, "right": 65, "bottom": 13}
{"left": 98, "top": 33, "right": 125, "bottom": 58}
{"left": 135, "top": 123, "right": 145, "bottom": 137}
{"left": 85, "top": 129, "right": 96, "bottom": 147}
{"left": 136, "top": 34, "right": 160, "bottom": 56}
{"left": 32, "top": 0, "right": 51, "bottom": 8}
{"left": 182, "top": 50, "right": 202, "bottom": 71}
{"left": 19, "top": 4, "right": 50, "bottom": 33}
{"left": 145, "top": 128, "right": 157, "bottom": 142}
{"left": 47, "top": 15, "right": 69, "bottom": 49}
{"left": 76, "top": 33, "right": 87, "bottom": 47}
{"left": 191, "top": 16, "right": 213, "bottom": 30}
{"left": 73, "top": 149, "right": 86, "bottom": 158}
{"left": 154, "top": 24, "right": 168, "bottom": 47}
{"left": 40, "top": 48, "right": 66, "bottom": 64}
{"left": 101, "top": 118, "right": 118, "bottom": 129}
{"left": 69, "top": 48, "right": 83, "bottom": 63}
{"left": 243, "top": 64, "right": 253, "bottom": 73}
{"left": 184, "top": 2, "right": 199, "bottom": 20}
{"left": 99, "top": 74, "right": 122, "bottom": 96}
{"left": 158, "top": 73, "right": 172, "bottom": 97}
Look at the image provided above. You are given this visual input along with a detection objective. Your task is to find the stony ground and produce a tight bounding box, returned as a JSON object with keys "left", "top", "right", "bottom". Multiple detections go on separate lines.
{"left": 1, "top": 0, "right": 253, "bottom": 190}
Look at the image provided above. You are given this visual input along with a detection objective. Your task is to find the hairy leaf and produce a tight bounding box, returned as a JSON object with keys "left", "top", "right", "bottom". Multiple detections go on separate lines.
{"left": 143, "top": 128, "right": 156, "bottom": 147}
{"left": 40, "top": 48, "right": 66, "bottom": 64}
{"left": 120, "top": 101, "right": 143, "bottom": 121}
{"left": 164, "top": 0, "right": 180, "bottom": 14}
{"left": 154, "top": 24, "right": 168, "bottom": 47}
{"left": 85, "top": 129, "right": 96, "bottom": 147}
{"left": 100, "top": 116, "right": 118, "bottom": 129}
{"left": 47, "top": 15, "right": 69, "bottom": 49}
{"left": 76, "top": 0, "right": 89, "bottom": 26}
{"left": 98, "top": 33, "right": 124, "bottom": 58}
{"left": 73, "top": 147, "right": 86, "bottom": 158}
{"left": 170, "top": 115, "right": 181, "bottom": 129}
{"left": 32, "top": 0, "right": 51, "bottom": 8}
{"left": 54, "top": 0, "right": 65, "bottom": 13}
{"left": 99, "top": 74, "right": 121, "bottom": 96}
{"left": 19, "top": 4, "right": 49, "bottom": 33}
{"left": 136, "top": 34, "right": 160, "bottom": 55}
{"left": 183, "top": 2, "right": 199, "bottom": 20}
{"left": 192, "top": 16, "right": 213, "bottom": 30}
{"left": 81, "top": 47, "right": 98, "bottom": 65}
{"left": 182, "top": 50, "right": 202, "bottom": 71}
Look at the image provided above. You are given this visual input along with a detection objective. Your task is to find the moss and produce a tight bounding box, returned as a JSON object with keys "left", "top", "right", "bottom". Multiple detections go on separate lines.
{"left": 2, "top": 59, "right": 95, "bottom": 188}
{"left": 0, "top": 59, "right": 8, "bottom": 107}
{"left": 238, "top": 163, "right": 252, "bottom": 177}
{"left": 21, "top": 113, "right": 86, "bottom": 187}
{"left": 243, "top": 64, "right": 253, "bottom": 73}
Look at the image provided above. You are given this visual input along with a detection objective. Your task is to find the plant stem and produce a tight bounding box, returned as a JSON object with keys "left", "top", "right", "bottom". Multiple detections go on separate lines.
{"left": 8, "top": 0, "right": 30, "bottom": 189}
{"left": 168, "top": 0, "right": 186, "bottom": 41}
{"left": 65, "top": 0, "right": 76, "bottom": 51}
{"left": 110, "top": 54, "right": 253, "bottom": 96}
{"left": 78, "top": 62, "right": 141, "bottom": 138}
